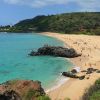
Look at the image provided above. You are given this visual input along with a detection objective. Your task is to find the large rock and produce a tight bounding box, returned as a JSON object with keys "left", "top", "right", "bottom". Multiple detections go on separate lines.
{"left": 29, "top": 45, "right": 81, "bottom": 58}
{"left": 0, "top": 80, "right": 46, "bottom": 100}
{"left": 71, "top": 67, "right": 81, "bottom": 74}
{"left": 0, "top": 90, "right": 21, "bottom": 100}
{"left": 62, "top": 72, "right": 79, "bottom": 78}
{"left": 86, "top": 68, "right": 98, "bottom": 74}
{"left": 81, "top": 68, "right": 98, "bottom": 74}
{"left": 62, "top": 72, "right": 85, "bottom": 80}
{"left": 79, "top": 75, "right": 85, "bottom": 80}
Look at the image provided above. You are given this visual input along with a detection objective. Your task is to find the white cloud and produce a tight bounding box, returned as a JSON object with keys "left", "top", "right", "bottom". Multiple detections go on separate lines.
{"left": 3, "top": 0, "right": 68, "bottom": 7}
{"left": 31, "top": 0, "right": 69, "bottom": 7}
{"left": 76, "top": 0, "right": 100, "bottom": 11}
{"left": 3, "top": 0, "right": 100, "bottom": 11}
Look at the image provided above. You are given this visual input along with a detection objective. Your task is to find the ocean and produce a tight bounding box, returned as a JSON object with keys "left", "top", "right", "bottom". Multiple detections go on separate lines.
{"left": 0, "top": 33, "right": 73, "bottom": 89}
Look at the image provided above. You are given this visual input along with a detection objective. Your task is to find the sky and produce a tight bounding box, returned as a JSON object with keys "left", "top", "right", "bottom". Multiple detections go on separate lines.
{"left": 0, "top": 0, "right": 100, "bottom": 25}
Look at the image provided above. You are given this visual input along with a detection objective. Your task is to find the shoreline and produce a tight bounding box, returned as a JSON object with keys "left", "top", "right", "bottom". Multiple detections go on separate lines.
{"left": 45, "top": 66, "right": 80, "bottom": 93}
{"left": 45, "top": 76, "right": 70, "bottom": 93}
{"left": 41, "top": 32, "right": 100, "bottom": 100}
{"left": 45, "top": 57, "right": 74, "bottom": 93}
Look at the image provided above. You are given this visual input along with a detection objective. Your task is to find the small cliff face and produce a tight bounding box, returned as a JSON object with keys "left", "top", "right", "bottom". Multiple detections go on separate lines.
{"left": 0, "top": 80, "right": 48, "bottom": 100}
{"left": 29, "top": 45, "right": 81, "bottom": 58}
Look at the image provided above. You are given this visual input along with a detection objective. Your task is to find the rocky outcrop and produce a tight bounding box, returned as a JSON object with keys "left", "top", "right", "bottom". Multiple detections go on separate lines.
{"left": 71, "top": 67, "right": 80, "bottom": 74}
{"left": 62, "top": 68, "right": 100, "bottom": 80}
{"left": 71, "top": 69, "right": 78, "bottom": 74}
{"left": 62, "top": 72, "right": 85, "bottom": 80}
{"left": 81, "top": 68, "right": 99, "bottom": 74}
{"left": 0, "top": 90, "right": 21, "bottom": 100}
{"left": 0, "top": 80, "right": 48, "bottom": 100}
{"left": 62, "top": 72, "right": 79, "bottom": 78}
{"left": 79, "top": 75, "right": 85, "bottom": 80}
{"left": 29, "top": 45, "right": 81, "bottom": 58}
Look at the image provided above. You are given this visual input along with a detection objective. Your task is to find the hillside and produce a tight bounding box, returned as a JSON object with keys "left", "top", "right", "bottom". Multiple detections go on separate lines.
{"left": 82, "top": 78, "right": 100, "bottom": 100}
{"left": 1, "top": 12, "right": 100, "bottom": 35}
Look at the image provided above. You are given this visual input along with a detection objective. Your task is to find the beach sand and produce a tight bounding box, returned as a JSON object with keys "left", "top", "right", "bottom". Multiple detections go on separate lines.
{"left": 42, "top": 32, "right": 100, "bottom": 100}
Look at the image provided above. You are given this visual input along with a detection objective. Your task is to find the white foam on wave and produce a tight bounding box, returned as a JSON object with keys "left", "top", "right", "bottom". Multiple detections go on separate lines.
{"left": 45, "top": 66, "right": 81, "bottom": 93}
{"left": 45, "top": 76, "right": 69, "bottom": 93}
{"left": 45, "top": 58, "right": 81, "bottom": 93}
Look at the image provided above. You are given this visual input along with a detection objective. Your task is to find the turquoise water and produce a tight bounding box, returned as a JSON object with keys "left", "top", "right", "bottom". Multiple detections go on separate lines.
{"left": 0, "top": 33, "right": 73, "bottom": 88}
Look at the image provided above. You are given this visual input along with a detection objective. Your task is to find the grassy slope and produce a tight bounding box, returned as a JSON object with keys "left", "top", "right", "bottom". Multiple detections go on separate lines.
{"left": 82, "top": 78, "right": 100, "bottom": 100}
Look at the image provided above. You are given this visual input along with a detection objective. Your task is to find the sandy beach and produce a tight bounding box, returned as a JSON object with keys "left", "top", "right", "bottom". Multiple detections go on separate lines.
{"left": 42, "top": 32, "right": 100, "bottom": 100}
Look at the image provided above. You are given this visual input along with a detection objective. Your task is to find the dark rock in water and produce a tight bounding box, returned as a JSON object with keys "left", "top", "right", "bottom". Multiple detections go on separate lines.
{"left": 62, "top": 72, "right": 86, "bottom": 80}
{"left": 0, "top": 80, "right": 46, "bottom": 100}
{"left": 79, "top": 75, "right": 85, "bottom": 80}
{"left": 62, "top": 68, "right": 99, "bottom": 80}
{"left": 62, "top": 72, "right": 79, "bottom": 78}
{"left": 29, "top": 45, "right": 81, "bottom": 58}
{"left": 71, "top": 69, "right": 77, "bottom": 74}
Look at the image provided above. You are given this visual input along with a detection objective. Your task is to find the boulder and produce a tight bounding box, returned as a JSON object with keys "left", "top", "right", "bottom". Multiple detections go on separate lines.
{"left": 62, "top": 72, "right": 79, "bottom": 78}
{"left": 81, "top": 68, "right": 98, "bottom": 74}
{"left": 0, "top": 80, "right": 46, "bottom": 100}
{"left": 71, "top": 67, "right": 80, "bottom": 74}
{"left": 86, "top": 68, "right": 98, "bottom": 74}
{"left": 29, "top": 45, "right": 81, "bottom": 58}
{"left": 86, "top": 68, "right": 94, "bottom": 74}
{"left": 71, "top": 69, "right": 77, "bottom": 74}
{"left": 62, "top": 72, "right": 86, "bottom": 80}
{"left": 0, "top": 90, "right": 21, "bottom": 100}
{"left": 79, "top": 75, "right": 85, "bottom": 80}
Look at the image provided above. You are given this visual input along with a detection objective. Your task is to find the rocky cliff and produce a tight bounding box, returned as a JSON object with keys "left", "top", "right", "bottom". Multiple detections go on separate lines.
{"left": 0, "top": 80, "right": 50, "bottom": 100}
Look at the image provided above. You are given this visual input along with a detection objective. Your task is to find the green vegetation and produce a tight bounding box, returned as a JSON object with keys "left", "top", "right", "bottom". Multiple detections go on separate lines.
{"left": 23, "top": 89, "right": 51, "bottom": 100}
{"left": 24, "top": 89, "right": 36, "bottom": 100}
{"left": 37, "top": 95, "right": 51, "bottom": 100}
{"left": 82, "top": 78, "right": 100, "bottom": 100}
{"left": 89, "top": 91, "right": 100, "bottom": 100}
{"left": 0, "top": 12, "right": 100, "bottom": 35}
{"left": 0, "top": 25, "right": 10, "bottom": 32}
